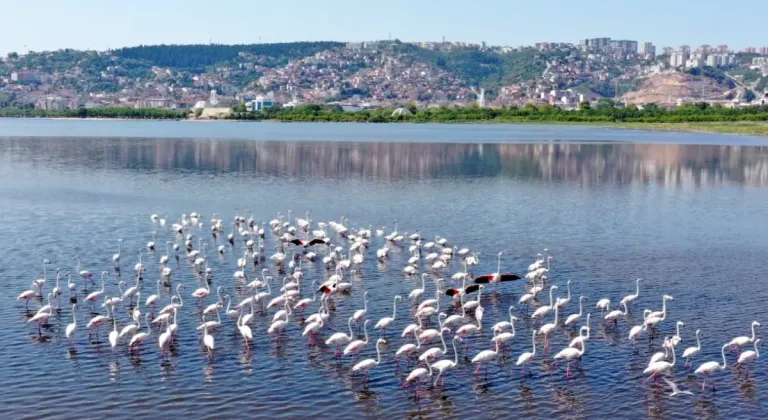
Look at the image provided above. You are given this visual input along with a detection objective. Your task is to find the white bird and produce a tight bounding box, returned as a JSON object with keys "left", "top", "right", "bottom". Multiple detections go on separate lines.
{"left": 431, "top": 336, "right": 461, "bottom": 386}
{"left": 531, "top": 285, "right": 558, "bottom": 319}
{"left": 554, "top": 280, "right": 572, "bottom": 309}
{"left": 516, "top": 329, "right": 537, "bottom": 376}
{"left": 604, "top": 301, "right": 629, "bottom": 324}
{"left": 619, "top": 278, "right": 641, "bottom": 309}
{"left": 343, "top": 320, "right": 370, "bottom": 356}
{"left": 565, "top": 296, "right": 587, "bottom": 326}
{"left": 351, "top": 338, "right": 386, "bottom": 380}
{"left": 644, "top": 338, "right": 676, "bottom": 381}
{"left": 663, "top": 378, "right": 694, "bottom": 397}
{"left": 737, "top": 339, "right": 761, "bottom": 376}
{"left": 374, "top": 295, "right": 402, "bottom": 333}
{"left": 695, "top": 343, "right": 728, "bottom": 391}
{"left": 352, "top": 292, "right": 369, "bottom": 322}
{"left": 569, "top": 313, "right": 592, "bottom": 349}
{"left": 326, "top": 317, "right": 356, "bottom": 353}
{"left": 128, "top": 314, "right": 151, "bottom": 351}
{"left": 409, "top": 274, "right": 428, "bottom": 301}
{"left": 670, "top": 321, "right": 684, "bottom": 347}
{"left": 202, "top": 316, "right": 215, "bottom": 356}
{"left": 728, "top": 321, "right": 761, "bottom": 351}
{"left": 538, "top": 305, "right": 559, "bottom": 346}
{"left": 682, "top": 329, "right": 702, "bottom": 367}
{"left": 471, "top": 338, "right": 501, "bottom": 375}
{"left": 554, "top": 336, "right": 586, "bottom": 377}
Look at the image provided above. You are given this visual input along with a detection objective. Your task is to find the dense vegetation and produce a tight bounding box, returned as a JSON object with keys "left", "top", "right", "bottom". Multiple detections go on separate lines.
{"left": 222, "top": 102, "right": 768, "bottom": 124}
{"left": 113, "top": 42, "right": 344, "bottom": 71}
{"left": 0, "top": 107, "right": 186, "bottom": 119}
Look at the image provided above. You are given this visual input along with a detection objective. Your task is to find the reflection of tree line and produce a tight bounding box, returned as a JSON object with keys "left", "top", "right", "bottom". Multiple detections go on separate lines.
{"left": 2, "top": 137, "right": 768, "bottom": 186}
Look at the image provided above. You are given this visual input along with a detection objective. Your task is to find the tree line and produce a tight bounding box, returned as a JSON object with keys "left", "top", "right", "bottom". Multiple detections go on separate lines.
{"left": 0, "top": 107, "right": 187, "bottom": 119}
{"left": 223, "top": 102, "right": 768, "bottom": 123}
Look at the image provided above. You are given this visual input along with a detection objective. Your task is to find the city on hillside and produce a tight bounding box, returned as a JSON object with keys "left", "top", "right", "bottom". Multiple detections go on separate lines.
{"left": 1, "top": 38, "right": 768, "bottom": 117}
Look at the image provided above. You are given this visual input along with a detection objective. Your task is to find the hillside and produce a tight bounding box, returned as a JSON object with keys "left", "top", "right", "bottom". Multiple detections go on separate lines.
{"left": 622, "top": 73, "right": 736, "bottom": 105}
{"left": 0, "top": 40, "right": 763, "bottom": 110}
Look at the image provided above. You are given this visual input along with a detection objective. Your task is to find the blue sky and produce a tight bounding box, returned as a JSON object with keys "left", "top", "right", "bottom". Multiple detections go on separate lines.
{"left": 1, "top": 0, "right": 764, "bottom": 54}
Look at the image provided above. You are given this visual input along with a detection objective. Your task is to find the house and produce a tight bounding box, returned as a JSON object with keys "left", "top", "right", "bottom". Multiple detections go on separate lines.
{"left": 246, "top": 94, "right": 275, "bottom": 112}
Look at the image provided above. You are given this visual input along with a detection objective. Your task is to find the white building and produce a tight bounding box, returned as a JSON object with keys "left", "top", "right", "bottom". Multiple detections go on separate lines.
{"left": 640, "top": 41, "right": 656, "bottom": 57}
{"left": 669, "top": 52, "right": 687, "bottom": 68}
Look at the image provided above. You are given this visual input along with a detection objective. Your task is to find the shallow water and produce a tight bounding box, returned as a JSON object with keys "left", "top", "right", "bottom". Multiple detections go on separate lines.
{"left": 2, "top": 121, "right": 768, "bottom": 419}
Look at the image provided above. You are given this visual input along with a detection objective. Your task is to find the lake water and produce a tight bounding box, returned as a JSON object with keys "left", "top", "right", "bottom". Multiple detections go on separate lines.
{"left": 2, "top": 119, "right": 768, "bottom": 419}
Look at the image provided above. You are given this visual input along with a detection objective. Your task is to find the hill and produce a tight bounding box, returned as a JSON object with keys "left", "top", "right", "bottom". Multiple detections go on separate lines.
{"left": 622, "top": 73, "right": 736, "bottom": 105}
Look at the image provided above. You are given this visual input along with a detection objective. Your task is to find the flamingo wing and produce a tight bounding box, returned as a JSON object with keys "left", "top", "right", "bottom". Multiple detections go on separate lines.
{"left": 499, "top": 273, "right": 522, "bottom": 282}
{"left": 473, "top": 275, "right": 493, "bottom": 284}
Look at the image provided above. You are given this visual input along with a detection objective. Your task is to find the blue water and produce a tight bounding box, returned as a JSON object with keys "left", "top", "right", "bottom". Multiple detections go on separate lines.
{"left": 1, "top": 120, "right": 767, "bottom": 419}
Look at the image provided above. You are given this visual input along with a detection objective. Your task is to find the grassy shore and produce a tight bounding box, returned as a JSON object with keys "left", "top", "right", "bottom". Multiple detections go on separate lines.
{"left": 602, "top": 121, "right": 768, "bottom": 136}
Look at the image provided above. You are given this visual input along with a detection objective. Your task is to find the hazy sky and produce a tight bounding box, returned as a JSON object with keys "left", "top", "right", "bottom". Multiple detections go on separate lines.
{"left": 1, "top": 0, "right": 765, "bottom": 54}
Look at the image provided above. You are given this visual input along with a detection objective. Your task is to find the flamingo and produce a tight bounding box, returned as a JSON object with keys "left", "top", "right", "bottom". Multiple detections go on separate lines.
{"left": 84, "top": 271, "right": 108, "bottom": 307}
{"left": 604, "top": 301, "right": 629, "bottom": 326}
{"left": 374, "top": 295, "right": 402, "bottom": 334}
{"left": 471, "top": 338, "right": 501, "bottom": 376}
{"left": 492, "top": 315, "right": 517, "bottom": 347}
{"left": 628, "top": 310, "right": 652, "bottom": 353}
{"left": 65, "top": 304, "right": 77, "bottom": 347}
{"left": 203, "top": 286, "right": 225, "bottom": 315}
{"left": 326, "top": 316, "right": 356, "bottom": 355}
{"left": 516, "top": 329, "right": 537, "bottom": 376}
{"left": 565, "top": 296, "right": 587, "bottom": 326}
{"left": 129, "top": 314, "right": 151, "bottom": 352}
{"left": 619, "top": 278, "right": 641, "bottom": 310}
{"left": 595, "top": 297, "right": 610, "bottom": 314}
{"left": 728, "top": 321, "right": 761, "bottom": 353}
{"left": 160, "top": 241, "right": 172, "bottom": 264}
{"left": 554, "top": 336, "right": 586, "bottom": 377}
{"left": 554, "top": 279, "right": 572, "bottom": 310}
{"left": 351, "top": 338, "right": 386, "bottom": 381}
{"left": 671, "top": 321, "right": 684, "bottom": 347}
{"left": 403, "top": 360, "right": 433, "bottom": 396}
{"left": 431, "top": 336, "right": 462, "bottom": 386}
{"left": 649, "top": 295, "right": 674, "bottom": 320}
{"left": 17, "top": 289, "right": 37, "bottom": 309}
{"left": 737, "top": 339, "right": 761, "bottom": 377}
{"left": 644, "top": 337, "right": 676, "bottom": 382}
{"left": 134, "top": 251, "right": 144, "bottom": 273}
{"left": 343, "top": 319, "right": 370, "bottom": 358}
{"left": 146, "top": 231, "right": 156, "bottom": 251}
{"left": 409, "top": 274, "right": 428, "bottom": 301}
{"left": 202, "top": 316, "right": 215, "bottom": 357}
{"left": 352, "top": 291, "right": 368, "bottom": 322}
{"left": 463, "top": 285, "right": 485, "bottom": 312}
{"left": 473, "top": 251, "right": 521, "bottom": 288}
{"left": 694, "top": 343, "right": 728, "bottom": 391}
{"left": 73, "top": 256, "right": 93, "bottom": 286}
{"left": 682, "top": 329, "right": 702, "bottom": 368}
{"left": 237, "top": 308, "right": 253, "bottom": 349}
{"left": 145, "top": 279, "right": 161, "bottom": 309}
{"left": 109, "top": 312, "right": 119, "bottom": 349}
{"left": 191, "top": 278, "right": 211, "bottom": 302}
{"left": 418, "top": 327, "right": 450, "bottom": 362}
{"left": 538, "top": 305, "right": 559, "bottom": 348}
{"left": 532, "top": 285, "right": 558, "bottom": 319}
{"left": 456, "top": 306, "right": 484, "bottom": 350}
{"left": 492, "top": 305, "right": 517, "bottom": 333}
{"left": 112, "top": 239, "right": 123, "bottom": 264}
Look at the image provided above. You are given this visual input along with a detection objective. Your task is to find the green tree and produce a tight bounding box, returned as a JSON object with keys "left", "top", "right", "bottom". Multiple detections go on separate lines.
{"left": 6, "top": 52, "right": 18, "bottom": 60}
{"left": 233, "top": 103, "right": 247, "bottom": 113}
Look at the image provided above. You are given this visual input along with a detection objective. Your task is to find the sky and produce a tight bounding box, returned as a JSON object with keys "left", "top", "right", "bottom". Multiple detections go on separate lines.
{"left": 1, "top": 0, "right": 765, "bottom": 55}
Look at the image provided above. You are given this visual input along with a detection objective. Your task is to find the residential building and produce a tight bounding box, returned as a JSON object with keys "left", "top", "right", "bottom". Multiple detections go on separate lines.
{"left": 246, "top": 94, "right": 275, "bottom": 112}
{"left": 760, "top": 47, "right": 768, "bottom": 55}
{"left": 640, "top": 41, "right": 655, "bottom": 57}
{"left": 611, "top": 40, "right": 638, "bottom": 54}
{"left": 11, "top": 71, "right": 48, "bottom": 83}
{"left": 744, "top": 47, "right": 757, "bottom": 53}
{"left": 135, "top": 98, "right": 173, "bottom": 109}
{"left": 669, "top": 52, "right": 688, "bottom": 67}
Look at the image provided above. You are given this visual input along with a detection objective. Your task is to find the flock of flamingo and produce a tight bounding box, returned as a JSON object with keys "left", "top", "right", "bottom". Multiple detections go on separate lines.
{"left": 16, "top": 210, "right": 762, "bottom": 396}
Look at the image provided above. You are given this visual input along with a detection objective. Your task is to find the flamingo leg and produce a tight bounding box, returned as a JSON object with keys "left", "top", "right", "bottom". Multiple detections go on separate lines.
{"left": 566, "top": 362, "right": 571, "bottom": 378}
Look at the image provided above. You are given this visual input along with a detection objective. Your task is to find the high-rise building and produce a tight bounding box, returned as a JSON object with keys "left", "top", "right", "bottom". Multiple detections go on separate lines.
{"left": 744, "top": 47, "right": 757, "bottom": 53}
{"left": 699, "top": 44, "right": 711, "bottom": 54}
{"left": 717, "top": 45, "right": 729, "bottom": 54}
{"left": 760, "top": 47, "right": 768, "bottom": 55}
{"left": 670, "top": 52, "right": 688, "bottom": 68}
{"left": 640, "top": 41, "right": 656, "bottom": 56}
{"left": 680, "top": 45, "right": 691, "bottom": 54}
{"left": 662, "top": 46, "right": 674, "bottom": 55}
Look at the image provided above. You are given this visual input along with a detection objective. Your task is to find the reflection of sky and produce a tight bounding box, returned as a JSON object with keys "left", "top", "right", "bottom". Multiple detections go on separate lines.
{"left": 2, "top": 137, "right": 768, "bottom": 187}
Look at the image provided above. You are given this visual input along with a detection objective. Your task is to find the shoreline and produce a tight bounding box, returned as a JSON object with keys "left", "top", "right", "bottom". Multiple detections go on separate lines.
{"left": 1, "top": 117, "right": 767, "bottom": 136}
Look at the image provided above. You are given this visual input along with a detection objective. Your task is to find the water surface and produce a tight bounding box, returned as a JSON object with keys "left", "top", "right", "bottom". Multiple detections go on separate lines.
{"left": 1, "top": 121, "right": 767, "bottom": 419}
